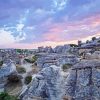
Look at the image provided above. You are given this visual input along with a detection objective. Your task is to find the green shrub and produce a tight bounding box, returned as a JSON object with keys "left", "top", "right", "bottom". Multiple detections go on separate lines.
{"left": 24, "top": 75, "right": 32, "bottom": 85}
{"left": 24, "top": 55, "right": 37, "bottom": 63}
{"left": 0, "top": 61, "right": 3, "bottom": 66}
{"left": 32, "top": 55, "right": 38, "bottom": 62}
{"left": 16, "top": 49, "right": 23, "bottom": 53}
{"left": 0, "top": 92, "right": 18, "bottom": 100}
{"left": 62, "top": 64, "right": 72, "bottom": 72}
{"left": 70, "top": 44, "right": 78, "bottom": 47}
{"left": 8, "top": 74, "right": 20, "bottom": 83}
{"left": 16, "top": 67, "right": 26, "bottom": 74}
{"left": 24, "top": 59, "right": 34, "bottom": 63}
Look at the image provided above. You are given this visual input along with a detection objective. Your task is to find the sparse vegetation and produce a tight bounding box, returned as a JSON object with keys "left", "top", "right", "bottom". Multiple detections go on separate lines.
{"left": 92, "top": 37, "right": 96, "bottom": 41}
{"left": 16, "top": 49, "right": 23, "bottom": 53}
{"left": 16, "top": 66, "right": 26, "bottom": 73}
{"left": 24, "top": 75, "right": 32, "bottom": 85}
{"left": 24, "top": 55, "right": 38, "bottom": 63}
{"left": 70, "top": 44, "right": 78, "bottom": 47}
{"left": 62, "top": 64, "right": 72, "bottom": 72}
{"left": 32, "top": 55, "right": 38, "bottom": 62}
{"left": 24, "top": 58, "right": 34, "bottom": 63}
{"left": 0, "top": 92, "right": 18, "bottom": 100}
{"left": 8, "top": 74, "right": 20, "bottom": 83}
{"left": 97, "top": 40, "right": 100, "bottom": 43}
{"left": 86, "top": 40, "right": 89, "bottom": 43}
{"left": 0, "top": 61, "right": 3, "bottom": 67}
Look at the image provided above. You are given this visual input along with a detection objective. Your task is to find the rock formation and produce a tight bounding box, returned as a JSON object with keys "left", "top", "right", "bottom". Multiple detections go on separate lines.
{"left": 20, "top": 65, "right": 64, "bottom": 100}
{"left": 54, "top": 45, "right": 71, "bottom": 54}
{"left": 36, "top": 53, "right": 79, "bottom": 68}
{"left": 85, "top": 51, "right": 100, "bottom": 60}
{"left": 65, "top": 60, "right": 100, "bottom": 100}
{"left": 0, "top": 61, "right": 17, "bottom": 92}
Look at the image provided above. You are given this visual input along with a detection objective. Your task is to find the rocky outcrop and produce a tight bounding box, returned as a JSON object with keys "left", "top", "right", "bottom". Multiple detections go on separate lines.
{"left": 36, "top": 53, "right": 79, "bottom": 68}
{"left": 65, "top": 60, "right": 100, "bottom": 100}
{"left": 85, "top": 51, "right": 100, "bottom": 60}
{"left": 0, "top": 61, "right": 17, "bottom": 92}
{"left": 54, "top": 45, "right": 71, "bottom": 54}
{"left": 57, "top": 55, "right": 79, "bottom": 66}
{"left": 37, "top": 56, "right": 58, "bottom": 68}
{"left": 20, "top": 60, "right": 100, "bottom": 100}
{"left": 38, "top": 46, "right": 54, "bottom": 53}
{"left": 20, "top": 65, "right": 64, "bottom": 100}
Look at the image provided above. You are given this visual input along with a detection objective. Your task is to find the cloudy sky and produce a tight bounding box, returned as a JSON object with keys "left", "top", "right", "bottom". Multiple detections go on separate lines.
{"left": 0, "top": 0, "right": 100, "bottom": 49}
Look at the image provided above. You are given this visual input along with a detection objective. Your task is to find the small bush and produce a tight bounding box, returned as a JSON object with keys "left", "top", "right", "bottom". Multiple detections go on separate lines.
{"left": 92, "top": 37, "right": 96, "bottom": 41}
{"left": 8, "top": 74, "right": 20, "bottom": 83}
{"left": 24, "top": 59, "right": 34, "bottom": 63}
{"left": 62, "top": 64, "right": 72, "bottom": 72}
{"left": 24, "top": 55, "right": 38, "bottom": 63}
{"left": 0, "top": 61, "right": 3, "bottom": 66}
{"left": 16, "top": 67, "right": 26, "bottom": 74}
{"left": 0, "top": 92, "right": 18, "bottom": 100}
{"left": 32, "top": 55, "right": 38, "bottom": 62}
{"left": 70, "top": 44, "right": 78, "bottom": 47}
{"left": 24, "top": 75, "right": 32, "bottom": 85}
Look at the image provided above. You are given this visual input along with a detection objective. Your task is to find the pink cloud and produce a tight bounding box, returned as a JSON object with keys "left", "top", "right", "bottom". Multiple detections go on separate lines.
{"left": 2, "top": 14, "right": 100, "bottom": 49}
{"left": 42, "top": 13, "right": 100, "bottom": 43}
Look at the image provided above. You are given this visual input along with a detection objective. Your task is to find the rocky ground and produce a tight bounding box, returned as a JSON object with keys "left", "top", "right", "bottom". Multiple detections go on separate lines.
{"left": 0, "top": 45, "right": 100, "bottom": 100}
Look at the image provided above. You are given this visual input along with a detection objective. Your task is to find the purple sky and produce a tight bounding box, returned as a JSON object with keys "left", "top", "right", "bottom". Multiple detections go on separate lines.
{"left": 0, "top": 0, "right": 100, "bottom": 49}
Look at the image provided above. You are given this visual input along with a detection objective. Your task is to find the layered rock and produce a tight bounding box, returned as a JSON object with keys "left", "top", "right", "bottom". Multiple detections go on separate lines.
{"left": 38, "top": 46, "right": 54, "bottom": 53}
{"left": 20, "top": 65, "right": 64, "bottom": 100}
{"left": 54, "top": 45, "right": 71, "bottom": 54}
{"left": 36, "top": 53, "right": 79, "bottom": 68}
{"left": 65, "top": 60, "right": 100, "bottom": 100}
{"left": 85, "top": 51, "right": 100, "bottom": 60}
{"left": 37, "top": 56, "right": 58, "bottom": 68}
{"left": 20, "top": 59, "right": 100, "bottom": 100}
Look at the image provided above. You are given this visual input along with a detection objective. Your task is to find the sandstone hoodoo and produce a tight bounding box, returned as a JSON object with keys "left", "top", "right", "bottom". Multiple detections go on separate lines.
{"left": 20, "top": 65, "right": 64, "bottom": 100}
{"left": 65, "top": 60, "right": 100, "bottom": 100}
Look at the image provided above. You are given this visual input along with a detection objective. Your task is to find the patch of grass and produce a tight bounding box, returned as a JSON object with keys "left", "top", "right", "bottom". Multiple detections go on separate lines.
{"left": 16, "top": 66, "right": 26, "bottom": 74}
{"left": 0, "top": 92, "right": 18, "bottom": 100}
{"left": 24, "top": 75, "right": 32, "bottom": 85}
{"left": 62, "top": 64, "right": 72, "bottom": 72}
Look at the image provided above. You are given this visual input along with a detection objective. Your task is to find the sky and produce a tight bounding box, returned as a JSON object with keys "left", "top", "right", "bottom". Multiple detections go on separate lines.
{"left": 0, "top": 0, "right": 100, "bottom": 49}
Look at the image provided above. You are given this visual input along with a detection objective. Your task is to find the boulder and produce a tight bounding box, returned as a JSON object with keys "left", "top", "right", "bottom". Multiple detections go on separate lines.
{"left": 0, "top": 61, "right": 17, "bottom": 92}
